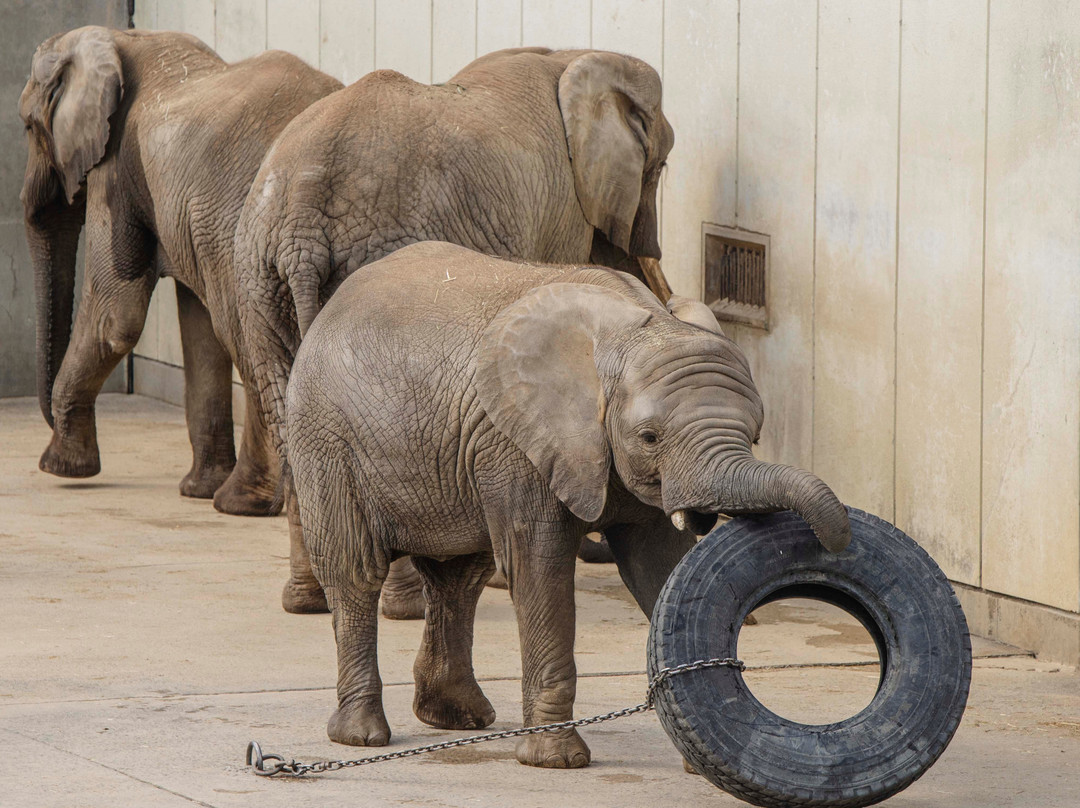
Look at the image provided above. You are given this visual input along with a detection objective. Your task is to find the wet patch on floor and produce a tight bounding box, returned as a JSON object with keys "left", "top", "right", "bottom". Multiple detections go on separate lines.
{"left": 599, "top": 773, "right": 644, "bottom": 783}
{"left": 422, "top": 747, "right": 515, "bottom": 764}
{"left": 806, "top": 621, "right": 879, "bottom": 653}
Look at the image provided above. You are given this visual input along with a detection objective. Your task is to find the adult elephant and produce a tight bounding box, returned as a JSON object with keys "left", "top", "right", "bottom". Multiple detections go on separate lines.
{"left": 20, "top": 26, "right": 341, "bottom": 514}
{"left": 233, "top": 48, "right": 676, "bottom": 615}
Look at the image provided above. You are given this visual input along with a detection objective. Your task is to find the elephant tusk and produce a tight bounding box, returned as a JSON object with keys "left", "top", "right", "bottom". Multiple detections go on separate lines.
{"left": 637, "top": 256, "right": 673, "bottom": 305}
{"left": 671, "top": 510, "right": 688, "bottom": 532}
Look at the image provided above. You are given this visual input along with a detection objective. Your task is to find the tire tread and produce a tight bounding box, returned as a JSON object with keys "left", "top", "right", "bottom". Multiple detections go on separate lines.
{"left": 649, "top": 508, "right": 973, "bottom": 808}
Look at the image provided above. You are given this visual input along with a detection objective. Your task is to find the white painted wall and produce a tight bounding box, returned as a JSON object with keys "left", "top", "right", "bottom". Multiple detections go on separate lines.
{"left": 132, "top": 0, "right": 1080, "bottom": 618}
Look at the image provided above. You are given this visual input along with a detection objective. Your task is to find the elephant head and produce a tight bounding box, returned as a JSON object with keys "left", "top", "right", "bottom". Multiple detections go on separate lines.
{"left": 475, "top": 274, "right": 851, "bottom": 554}
{"left": 19, "top": 26, "right": 123, "bottom": 427}
{"left": 558, "top": 52, "right": 673, "bottom": 262}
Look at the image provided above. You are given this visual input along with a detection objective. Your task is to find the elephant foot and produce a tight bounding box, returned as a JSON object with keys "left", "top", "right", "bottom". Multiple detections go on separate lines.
{"left": 179, "top": 463, "right": 232, "bottom": 500}
{"left": 281, "top": 578, "right": 329, "bottom": 614}
{"left": 39, "top": 434, "right": 100, "bottom": 478}
{"left": 515, "top": 727, "right": 591, "bottom": 769}
{"left": 413, "top": 675, "right": 495, "bottom": 730}
{"left": 212, "top": 467, "right": 281, "bottom": 516}
{"left": 380, "top": 558, "right": 426, "bottom": 620}
{"left": 328, "top": 697, "right": 391, "bottom": 746}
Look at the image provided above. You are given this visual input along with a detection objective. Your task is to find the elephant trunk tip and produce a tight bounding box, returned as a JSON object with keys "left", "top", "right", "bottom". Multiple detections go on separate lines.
{"left": 792, "top": 476, "right": 851, "bottom": 553}
{"left": 813, "top": 512, "right": 852, "bottom": 554}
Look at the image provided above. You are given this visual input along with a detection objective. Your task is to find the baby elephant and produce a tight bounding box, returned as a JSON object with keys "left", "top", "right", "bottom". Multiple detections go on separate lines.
{"left": 286, "top": 242, "right": 850, "bottom": 769}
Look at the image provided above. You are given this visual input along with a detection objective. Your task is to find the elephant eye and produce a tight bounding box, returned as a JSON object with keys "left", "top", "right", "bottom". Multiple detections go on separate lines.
{"left": 640, "top": 430, "right": 659, "bottom": 445}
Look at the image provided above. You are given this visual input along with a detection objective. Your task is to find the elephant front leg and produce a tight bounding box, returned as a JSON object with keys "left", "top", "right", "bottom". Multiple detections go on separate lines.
{"left": 212, "top": 386, "right": 282, "bottom": 516}
{"left": 40, "top": 380, "right": 103, "bottom": 479}
{"left": 325, "top": 582, "right": 390, "bottom": 746}
{"left": 504, "top": 523, "right": 591, "bottom": 769}
{"left": 281, "top": 472, "right": 329, "bottom": 614}
{"left": 175, "top": 282, "right": 237, "bottom": 500}
{"left": 411, "top": 553, "right": 496, "bottom": 729}
{"left": 41, "top": 239, "right": 154, "bottom": 479}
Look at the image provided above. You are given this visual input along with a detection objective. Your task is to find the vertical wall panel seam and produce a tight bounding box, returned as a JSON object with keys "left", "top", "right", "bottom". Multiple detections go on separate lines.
{"left": 979, "top": 0, "right": 991, "bottom": 591}
{"left": 892, "top": 1, "right": 902, "bottom": 526}
{"left": 734, "top": 0, "right": 740, "bottom": 223}
{"left": 657, "top": 0, "right": 663, "bottom": 246}
{"left": 810, "top": 0, "right": 820, "bottom": 474}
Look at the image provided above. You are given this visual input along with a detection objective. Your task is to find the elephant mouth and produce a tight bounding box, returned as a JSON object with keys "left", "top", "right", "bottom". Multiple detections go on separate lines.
{"left": 669, "top": 509, "right": 718, "bottom": 537}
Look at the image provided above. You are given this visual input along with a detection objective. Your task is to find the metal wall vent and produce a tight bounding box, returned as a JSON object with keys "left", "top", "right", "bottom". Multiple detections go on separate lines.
{"left": 702, "top": 224, "right": 770, "bottom": 330}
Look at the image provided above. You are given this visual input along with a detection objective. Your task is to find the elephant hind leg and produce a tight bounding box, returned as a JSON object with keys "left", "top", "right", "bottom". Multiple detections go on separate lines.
{"left": 212, "top": 385, "right": 282, "bottom": 516}
{"left": 175, "top": 281, "right": 237, "bottom": 499}
{"left": 281, "top": 471, "right": 329, "bottom": 614}
{"left": 325, "top": 579, "right": 390, "bottom": 746}
{"left": 411, "top": 552, "right": 496, "bottom": 730}
{"left": 297, "top": 477, "right": 390, "bottom": 745}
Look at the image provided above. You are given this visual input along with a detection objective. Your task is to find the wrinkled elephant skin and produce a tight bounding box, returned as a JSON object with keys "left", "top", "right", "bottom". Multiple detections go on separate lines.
{"left": 285, "top": 243, "right": 851, "bottom": 768}
{"left": 231, "top": 47, "right": 675, "bottom": 613}
{"left": 19, "top": 26, "right": 341, "bottom": 513}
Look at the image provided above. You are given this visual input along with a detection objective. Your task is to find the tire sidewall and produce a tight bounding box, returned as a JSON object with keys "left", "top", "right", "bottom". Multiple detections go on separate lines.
{"left": 648, "top": 508, "right": 972, "bottom": 808}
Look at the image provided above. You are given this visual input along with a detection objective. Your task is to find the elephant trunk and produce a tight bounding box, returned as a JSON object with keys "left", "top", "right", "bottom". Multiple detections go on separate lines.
{"left": 667, "top": 454, "right": 851, "bottom": 553}
{"left": 27, "top": 199, "right": 84, "bottom": 428}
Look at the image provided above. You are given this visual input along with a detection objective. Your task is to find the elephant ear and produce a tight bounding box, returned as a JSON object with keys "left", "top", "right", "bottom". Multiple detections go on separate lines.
{"left": 667, "top": 295, "right": 726, "bottom": 336}
{"left": 558, "top": 52, "right": 663, "bottom": 254}
{"left": 476, "top": 283, "right": 652, "bottom": 522}
{"left": 25, "top": 27, "right": 123, "bottom": 205}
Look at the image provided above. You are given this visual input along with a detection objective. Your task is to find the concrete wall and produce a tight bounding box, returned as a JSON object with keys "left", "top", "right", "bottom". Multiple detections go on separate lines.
{"left": 0, "top": 0, "right": 129, "bottom": 398}
{"left": 128, "top": 1, "right": 1080, "bottom": 657}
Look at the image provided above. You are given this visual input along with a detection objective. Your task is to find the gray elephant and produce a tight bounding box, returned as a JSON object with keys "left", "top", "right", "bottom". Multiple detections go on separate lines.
{"left": 285, "top": 242, "right": 851, "bottom": 768}
{"left": 233, "top": 46, "right": 675, "bottom": 616}
{"left": 20, "top": 26, "right": 341, "bottom": 513}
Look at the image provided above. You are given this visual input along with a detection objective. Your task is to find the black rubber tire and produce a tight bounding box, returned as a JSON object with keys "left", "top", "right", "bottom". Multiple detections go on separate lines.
{"left": 648, "top": 508, "right": 971, "bottom": 808}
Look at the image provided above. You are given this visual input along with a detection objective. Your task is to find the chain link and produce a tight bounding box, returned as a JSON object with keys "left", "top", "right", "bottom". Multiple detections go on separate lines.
{"left": 247, "top": 656, "right": 744, "bottom": 777}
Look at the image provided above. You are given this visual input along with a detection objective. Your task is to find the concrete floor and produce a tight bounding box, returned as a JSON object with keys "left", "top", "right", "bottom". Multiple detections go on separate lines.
{"left": 1, "top": 394, "right": 1077, "bottom": 807}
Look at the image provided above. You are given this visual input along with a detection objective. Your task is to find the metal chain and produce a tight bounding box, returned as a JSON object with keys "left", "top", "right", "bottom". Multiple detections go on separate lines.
{"left": 247, "top": 656, "right": 744, "bottom": 777}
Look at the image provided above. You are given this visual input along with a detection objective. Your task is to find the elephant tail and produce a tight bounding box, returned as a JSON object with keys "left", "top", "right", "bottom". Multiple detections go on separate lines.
{"left": 292, "top": 273, "right": 321, "bottom": 340}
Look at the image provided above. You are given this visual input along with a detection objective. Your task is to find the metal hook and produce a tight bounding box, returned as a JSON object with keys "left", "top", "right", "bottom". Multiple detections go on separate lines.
{"left": 246, "top": 740, "right": 289, "bottom": 776}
